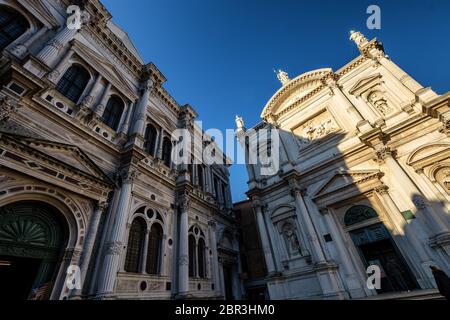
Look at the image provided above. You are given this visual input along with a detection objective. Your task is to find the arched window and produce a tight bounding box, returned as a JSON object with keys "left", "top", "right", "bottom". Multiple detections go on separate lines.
{"left": 0, "top": 6, "right": 29, "bottom": 50}
{"left": 188, "top": 234, "right": 196, "bottom": 277}
{"left": 344, "top": 205, "right": 378, "bottom": 226}
{"left": 124, "top": 218, "right": 146, "bottom": 273}
{"left": 56, "top": 65, "right": 90, "bottom": 103}
{"left": 197, "top": 165, "right": 204, "bottom": 190}
{"left": 198, "top": 238, "right": 206, "bottom": 278}
{"left": 146, "top": 223, "right": 163, "bottom": 274}
{"left": 102, "top": 96, "right": 124, "bottom": 130}
{"left": 144, "top": 124, "right": 157, "bottom": 156}
{"left": 162, "top": 137, "right": 172, "bottom": 167}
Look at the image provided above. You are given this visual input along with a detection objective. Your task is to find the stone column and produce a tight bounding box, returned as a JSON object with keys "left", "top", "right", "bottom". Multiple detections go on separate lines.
{"left": 11, "top": 26, "right": 48, "bottom": 59}
{"left": 413, "top": 169, "right": 450, "bottom": 230}
{"left": 118, "top": 101, "right": 136, "bottom": 136}
{"left": 375, "top": 184, "right": 435, "bottom": 288}
{"left": 321, "top": 208, "right": 367, "bottom": 298}
{"left": 96, "top": 169, "right": 139, "bottom": 296}
{"left": 132, "top": 78, "right": 153, "bottom": 137}
{"left": 70, "top": 201, "right": 107, "bottom": 297}
{"left": 208, "top": 220, "right": 221, "bottom": 295}
{"left": 291, "top": 187, "right": 327, "bottom": 264}
{"left": 178, "top": 199, "right": 190, "bottom": 296}
{"left": 376, "top": 147, "right": 447, "bottom": 236}
{"left": 156, "top": 128, "right": 164, "bottom": 159}
{"left": 93, "top": 82, "right": 112, "bottom": 117}
{"left": 79, "top": 74, "right": 103, "bottom": 109}
{"left": 252, "top": 200, "right": 276, "bottom": 274}
{"left": 140, "top": 229, "right": 150, "bottom": 273}
{"left": 47, "top": 47, "right": 74, "bottom": 84}
{"left": 36, "top": 11, "right": 90, "bottom": 66}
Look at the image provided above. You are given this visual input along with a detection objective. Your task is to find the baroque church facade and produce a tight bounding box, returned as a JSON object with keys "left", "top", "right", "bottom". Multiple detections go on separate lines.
{"left": 0, "top": 0, "right": 242, "bottom": 300}
{"left": 237, "top": 31, "right": 450, "bottom": 299}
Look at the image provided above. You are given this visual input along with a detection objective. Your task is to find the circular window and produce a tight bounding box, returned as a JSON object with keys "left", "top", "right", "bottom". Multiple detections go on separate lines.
{"left": 168, "top": 238, "right": 173, "bottom": 246}
{"left": 151, "top": 194, "right": 156, "bottom": 201}
{"left": 140, "top": 281, "right": 147, "bottom": 291}
{"left": 194, "top": 227, "right": 199, "bottom": 235}
{"left": 102, "top": 132, "right": 109, "bottom": 138}
{"left": 55, "top": 102, "right": 64, "bottom": 109}
{"left": 146, "top": 209, "right": 155, "bottom": 219}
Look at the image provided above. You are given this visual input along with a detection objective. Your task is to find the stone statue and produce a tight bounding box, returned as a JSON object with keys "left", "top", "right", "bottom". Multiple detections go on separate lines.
{"left": 275, "top": 69, "right": 290, "bottom": 86}
{"left": 235, "top": 115, "right": 244, "bottom": 130}
{"left": 282, "top": 223, "right": 301, "bottom": 255}
{"left": 349, "top": 30, "right": 369, "bottom": 48}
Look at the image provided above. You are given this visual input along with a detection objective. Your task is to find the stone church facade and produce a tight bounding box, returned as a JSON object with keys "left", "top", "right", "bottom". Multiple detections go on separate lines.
{"left": 0, "top": 0, "right": 242, "bottom": 300}
{"left": 237, "top": 31, "right": 450, "bottom": 299}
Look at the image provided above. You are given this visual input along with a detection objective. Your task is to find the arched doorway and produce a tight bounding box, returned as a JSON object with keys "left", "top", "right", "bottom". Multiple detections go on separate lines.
{"left": 345, "top": 205, "right": 418, "bottom": 294}
{"left": 0, "top": 201, "right": 68, "bottom": 300}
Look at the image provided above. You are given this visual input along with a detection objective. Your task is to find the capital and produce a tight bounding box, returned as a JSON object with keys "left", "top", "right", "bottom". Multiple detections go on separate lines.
{"left": 95, "top": 201, "right": 109, "bottom": 212}
{"left": 118, "top": 169, "right": 140, "bottom": 184}
{"left": 374, "top": 184, "right": 389, "bottom": 195}
{"left": 374, "top": 146, "right": 395, "bottom": 163}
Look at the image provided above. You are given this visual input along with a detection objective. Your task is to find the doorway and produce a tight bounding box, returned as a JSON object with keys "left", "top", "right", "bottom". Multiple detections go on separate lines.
{"left": 349, "top": 222, "right": 418, "bottom": 293}
{"left": 0, "top": 201, "right": 68, "bottom": 299}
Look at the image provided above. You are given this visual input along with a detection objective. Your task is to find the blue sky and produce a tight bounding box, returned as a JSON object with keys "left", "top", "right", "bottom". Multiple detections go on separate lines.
{"left": 103, "top": 0, "right": 450, "bottom": 202}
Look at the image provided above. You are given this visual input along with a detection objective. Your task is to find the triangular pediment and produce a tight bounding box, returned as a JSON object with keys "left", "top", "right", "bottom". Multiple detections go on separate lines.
{"left": 72, "top": 40, "right": 138, "bottom": 99}
{"left": 348, "top": 73, "right": 382, "bottom": 96}
{"left": 2, "top": 132, "right": 113, "bottom": 185}
{"left": 312, "top": 170, "right": 381, "bottom": 199}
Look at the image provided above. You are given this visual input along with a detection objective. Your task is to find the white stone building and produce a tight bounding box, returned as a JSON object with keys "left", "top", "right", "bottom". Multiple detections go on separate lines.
{"left": 237, "top": 31, "right": 450, "bottom": 299}
{"left": 0, "top": 0, "right": 242, "bottom": 300}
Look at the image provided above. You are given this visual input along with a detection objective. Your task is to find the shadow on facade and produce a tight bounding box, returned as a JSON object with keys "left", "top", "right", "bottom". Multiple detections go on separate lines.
{"left": 238, "top": 125, "right": 450, "bottom": 299}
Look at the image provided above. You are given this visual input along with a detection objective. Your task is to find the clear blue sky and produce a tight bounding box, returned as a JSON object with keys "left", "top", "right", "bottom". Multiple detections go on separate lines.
{"left": 103, "top": 0, "right": 450, "bottom": 202}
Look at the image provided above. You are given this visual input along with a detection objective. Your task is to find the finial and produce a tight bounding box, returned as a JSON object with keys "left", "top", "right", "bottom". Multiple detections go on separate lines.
{"left": 275, "top": 69, "right": 290, "bottom": 86}
{"left": 235, "top": 115, "right": 244, "bottom": 130}
{"left": 349, "top": 30, "right": 369, "bottom": 49}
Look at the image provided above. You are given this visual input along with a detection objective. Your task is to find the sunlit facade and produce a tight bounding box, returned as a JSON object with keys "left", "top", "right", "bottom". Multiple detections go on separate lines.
{"left": 237, "top": 31, "right": 450, "bottom": 299}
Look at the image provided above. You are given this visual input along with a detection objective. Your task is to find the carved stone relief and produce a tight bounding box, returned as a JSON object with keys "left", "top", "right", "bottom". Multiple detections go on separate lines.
{"left": 292, "top": 109, "right": 339, "bottom": 147}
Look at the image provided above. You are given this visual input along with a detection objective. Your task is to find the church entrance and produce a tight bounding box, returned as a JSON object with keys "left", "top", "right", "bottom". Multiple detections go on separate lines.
{"left": 344, "top": 205, "right": 418, "bottom": 294}
{"left": 0, "top": 201, "right": 68, "bottom": 300}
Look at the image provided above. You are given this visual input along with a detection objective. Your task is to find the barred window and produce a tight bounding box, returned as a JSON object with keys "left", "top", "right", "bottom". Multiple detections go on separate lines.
{"left": 124, "top": 218, "right": 146, "bottom": 273}
{"left": 56, "top": 65, "right": 90, "bottom": 103}
{"left": 146, "top": 223, "right": 163, "bottom": 274}
{"left": 0, "top": 6, "right": 29, "bottom": 50}
{"left": 102, "top": 96, "right": 124, "bottom": 131}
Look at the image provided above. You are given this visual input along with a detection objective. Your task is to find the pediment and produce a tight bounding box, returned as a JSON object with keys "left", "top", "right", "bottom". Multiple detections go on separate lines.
{"left": 312, "top": 170, "right": 381, "bottom": 199}
{"left": 407, "top": 143, "right": 450, "bottom": 168}
{"left": 348, "top": 73, "right": 382, "bottom": 96}
{"left": 18, "top": 0, "right": 60, "bottom": 28}
{"left": 72, "top": 40, "right": 138, "bottom": 99}
{"left": 1, "top": 132, "right": 113, "bottom": 185}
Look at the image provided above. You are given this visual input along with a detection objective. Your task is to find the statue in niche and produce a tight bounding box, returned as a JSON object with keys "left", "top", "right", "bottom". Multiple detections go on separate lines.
{"left": 368, "top": 90, "right": 392, "bottom": 116}
{"left": 282, "top": 223, "right": 301, "bottom": 256}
